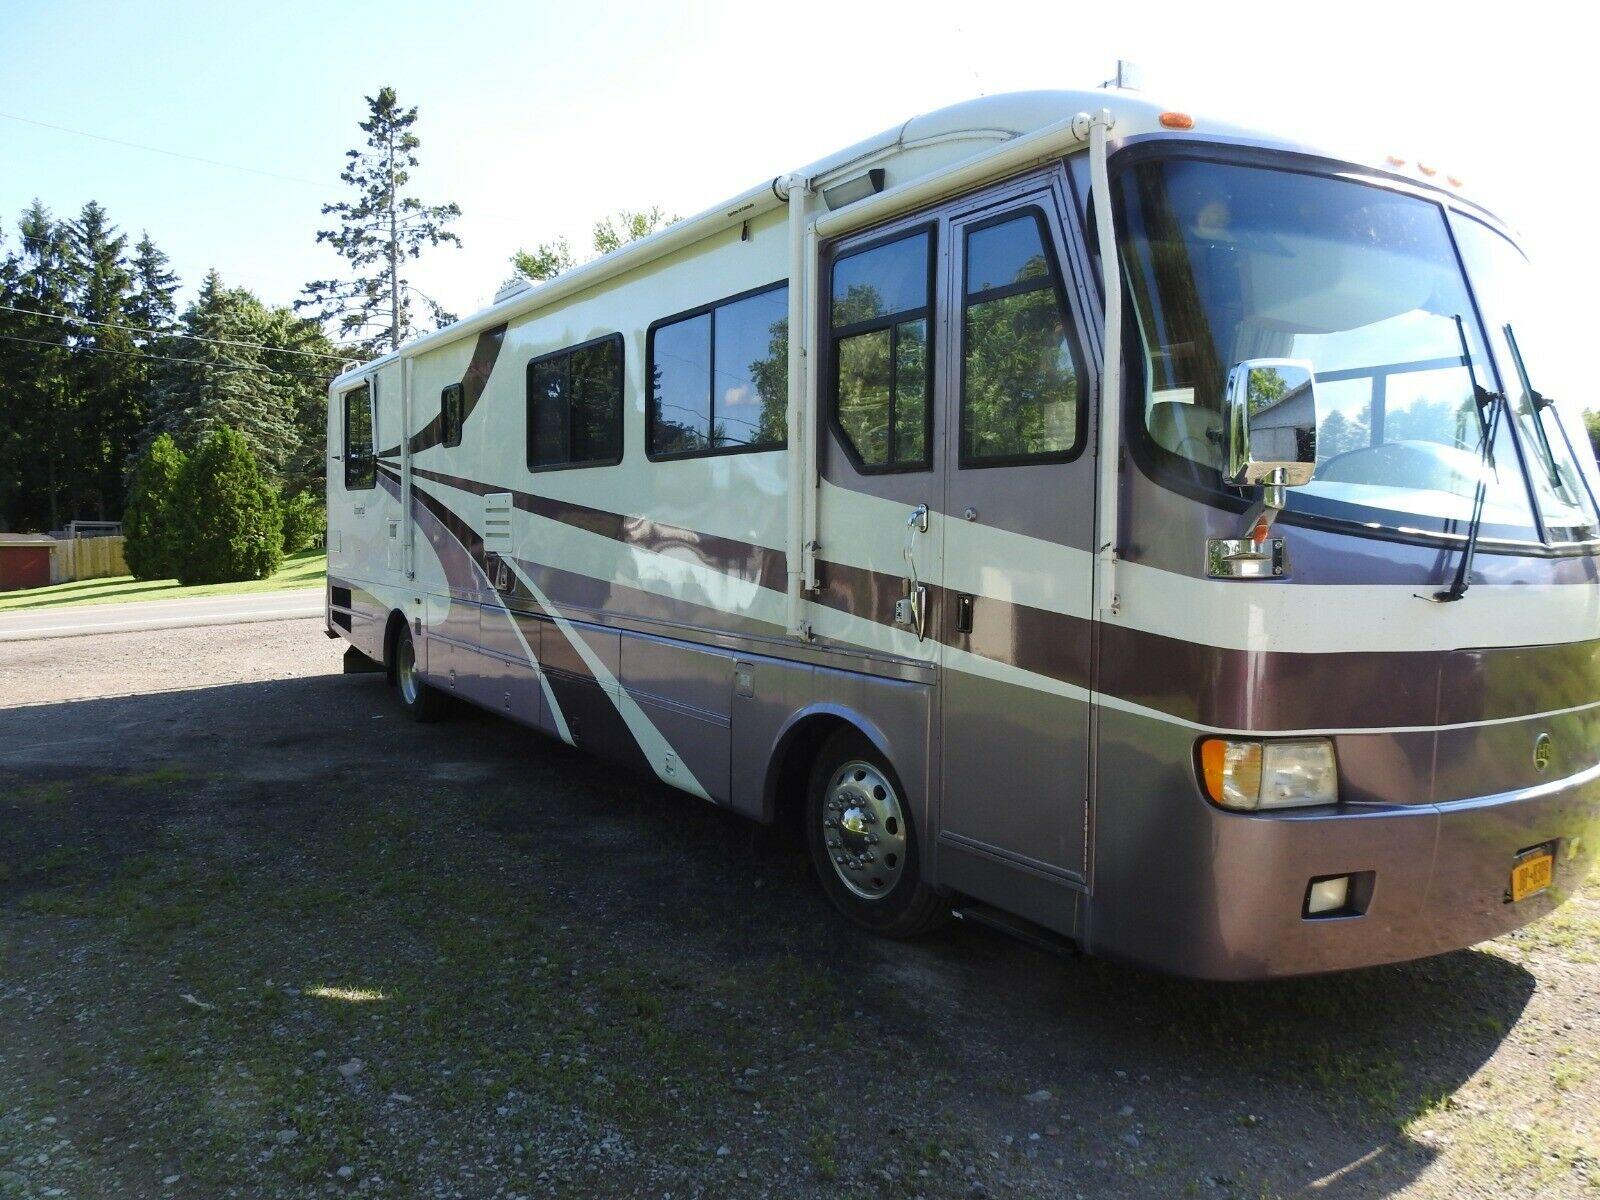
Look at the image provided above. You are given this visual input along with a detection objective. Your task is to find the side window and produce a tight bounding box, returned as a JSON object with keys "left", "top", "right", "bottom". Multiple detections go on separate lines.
{"left": 343, "top": 384, "right": 375, "bottom": 490}
{"left": 526, "top": 334, "right": 623, "bottom": 470}
{"left": 647, "top": 283, "right": 788, "bottom": 458}
{"left": 960, "top": 209, "right": 1083, "bottom": 465}
{"left": 441, "top": 383, "right": 464, "bottom": 448}
{"left": 830, "top": 228, "right": 933, "bottom": 470}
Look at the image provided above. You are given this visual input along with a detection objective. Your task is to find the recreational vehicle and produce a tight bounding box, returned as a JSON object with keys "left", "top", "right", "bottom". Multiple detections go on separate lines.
{"left": 325, "top": 85, "right": 1600, "bottom": 979}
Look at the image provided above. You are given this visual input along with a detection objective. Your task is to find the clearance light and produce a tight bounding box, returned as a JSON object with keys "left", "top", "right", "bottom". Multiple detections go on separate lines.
{"left": 1417, "top": 163, "right": 1438, "bottom": 177}
{"left": 1198, "top": 738, "right": 1339, "bottom": 811}
{"left": 1159, "top": 111, "right": 1195, "bottom": 130}
{"left": 1385, "top": 155, "right": 1407, "bottom": 168}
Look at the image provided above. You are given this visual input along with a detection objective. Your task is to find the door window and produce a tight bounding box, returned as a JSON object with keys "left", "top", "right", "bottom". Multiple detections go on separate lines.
{"left": 959, "top": 209, "right": 1084, "bottom": 465}
{"left": 343, "top": 384, "right": 375, "bottom": 489}
{"left": 830, "top": 228, "right": 934, "bottom": 471}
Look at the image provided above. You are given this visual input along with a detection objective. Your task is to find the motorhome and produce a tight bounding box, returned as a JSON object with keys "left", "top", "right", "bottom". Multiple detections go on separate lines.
{"left": 326, "top": 84, "right": 1600, "bottom": 979}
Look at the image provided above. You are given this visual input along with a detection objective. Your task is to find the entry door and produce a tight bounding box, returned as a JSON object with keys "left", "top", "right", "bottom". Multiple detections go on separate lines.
{"left": 332, "top": 380, "right": 380, "bottom": 578}
{"left": 937, "top": 180, "right": 1096, "bottom": 885}
{"left": 815, "top": 213, "right": 946, "bottom": 666}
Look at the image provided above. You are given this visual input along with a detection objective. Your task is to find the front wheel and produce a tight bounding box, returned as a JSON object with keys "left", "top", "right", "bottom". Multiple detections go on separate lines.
{"left": 392, "top": 623, "right": 447, "bottom": 723}
{"left": 804, "top": 728, "right": 948, "bottom": 938}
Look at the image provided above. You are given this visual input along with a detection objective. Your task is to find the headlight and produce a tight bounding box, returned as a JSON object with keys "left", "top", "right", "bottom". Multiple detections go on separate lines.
{"left": 1198, "top": 737, "right": 1338, "bottom": 811}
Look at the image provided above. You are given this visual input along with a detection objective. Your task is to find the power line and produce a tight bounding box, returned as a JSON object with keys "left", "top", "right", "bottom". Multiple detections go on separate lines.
{"left": 0, "top": 332, "right": 335, "bottom": 383}
{"left": 0, "top": 302, "right": 355, "bottom": 362}
{"left": 0, "top": 110, "right": 322, "bottom": 187}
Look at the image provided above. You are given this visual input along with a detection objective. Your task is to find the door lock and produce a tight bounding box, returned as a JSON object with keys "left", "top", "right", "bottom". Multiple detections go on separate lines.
{"left": 955, "top": 593, "right": 975, "bottom": 634}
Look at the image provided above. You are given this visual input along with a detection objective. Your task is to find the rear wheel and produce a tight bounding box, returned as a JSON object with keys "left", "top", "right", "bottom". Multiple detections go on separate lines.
{"left": 804, "top": 728, "right": 948, "bottom": 937}
{"left": 392, "top": 623, "right": 446, "bottom": 723}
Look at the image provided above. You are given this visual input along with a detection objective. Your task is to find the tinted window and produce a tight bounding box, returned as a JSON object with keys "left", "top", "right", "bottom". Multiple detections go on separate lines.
{"left": 650, "top": 314, "right": 712, "bottom": 455}
{"left": 526, "top": 336, "right": 623, "bottom": 470}
{"left": 832, "top": 231, "right": 929, "bottom": 325}
{"left": 831, "top": 228, "right": 932, "bottom": 469}
{"left": 649, "top": 285, "right": 788, "bottom": 457}
{"left": 343, "top": 384, "right": 375, "bottom": 490}
{"left": 960, "top": 211, "right": 1081, "bottom": 464}
{"left": 441, "top": 383, "right": 464, "bottom": 448}
{"left": 714, "top": 287, "right": 788, "bottom": 448}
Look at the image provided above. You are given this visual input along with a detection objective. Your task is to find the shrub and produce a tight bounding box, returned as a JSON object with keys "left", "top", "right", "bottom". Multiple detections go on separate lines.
{"left": 167, "top": 428, "right": 283, "bottom": 584}
{"left": 1584, "top": 410, "right": 1600, "bottom": 465}
{"left": 279, "top": 490, "right": 325, "bottom": 554}
{"left": 122, "top": 435, "right": 188, "bottom": 580}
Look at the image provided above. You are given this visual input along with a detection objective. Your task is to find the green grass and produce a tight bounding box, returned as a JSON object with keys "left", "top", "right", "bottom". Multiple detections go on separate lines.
{"left": 0, "top": 548, "right": 325, "bottom": 612}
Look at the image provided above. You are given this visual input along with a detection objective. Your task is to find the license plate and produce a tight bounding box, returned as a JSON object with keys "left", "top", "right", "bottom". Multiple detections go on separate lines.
{"left": 1510, "top": 849, "right": 1554, "bottom": 902}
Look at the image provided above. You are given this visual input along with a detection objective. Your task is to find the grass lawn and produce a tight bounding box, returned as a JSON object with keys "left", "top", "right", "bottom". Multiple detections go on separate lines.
{"left": 0, "top": 548, "right": 325, "bottom": 613}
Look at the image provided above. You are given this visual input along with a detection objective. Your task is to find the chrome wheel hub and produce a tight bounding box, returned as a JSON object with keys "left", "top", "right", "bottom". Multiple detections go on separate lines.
{"left": 397, "top": 639, "right": 419, "bottom": 705}
{"left": 821, "top": 759, "right": 908, "bottom": 900}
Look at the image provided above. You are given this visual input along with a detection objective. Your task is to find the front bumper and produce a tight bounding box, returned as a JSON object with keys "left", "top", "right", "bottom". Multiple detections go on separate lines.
{"left": 1093, "top": 761, "right": 1600, "bottom": 980}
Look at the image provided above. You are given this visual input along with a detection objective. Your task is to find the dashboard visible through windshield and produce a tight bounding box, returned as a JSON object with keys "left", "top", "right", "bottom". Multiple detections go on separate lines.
{"left": 1114, "top": 153, "right": 1599, "bottom": 547}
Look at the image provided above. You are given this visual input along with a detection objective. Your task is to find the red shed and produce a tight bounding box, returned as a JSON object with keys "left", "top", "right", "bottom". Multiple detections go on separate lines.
{"left": 0, "top": 534, "right": 57, "bottom": 592}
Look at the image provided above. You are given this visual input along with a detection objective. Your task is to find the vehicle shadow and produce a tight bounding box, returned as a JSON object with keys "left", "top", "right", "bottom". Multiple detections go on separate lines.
{"left": 0, "top": 671, "right": 1539, "bottom": 1199}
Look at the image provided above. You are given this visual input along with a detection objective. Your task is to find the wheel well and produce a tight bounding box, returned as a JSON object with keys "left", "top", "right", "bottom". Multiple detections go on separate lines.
{"left": 767, "top": 713, "right": 858, "bottom": 851}
{"left": 382, "top": 609, "right": 409, "bottom": 685}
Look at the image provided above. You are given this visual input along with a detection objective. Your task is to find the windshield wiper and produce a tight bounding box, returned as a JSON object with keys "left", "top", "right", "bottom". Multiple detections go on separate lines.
{"left": 1504, "top": 322, "right": 1600, "bottom": 527}
{"left": 1426, "top": 315, "right": 1507, "bottom": 602}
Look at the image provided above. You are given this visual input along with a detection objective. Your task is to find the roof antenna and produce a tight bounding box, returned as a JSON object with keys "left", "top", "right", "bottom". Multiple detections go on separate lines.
{"left": 1102, "top": 60, "right": 1143, "bottom": 90}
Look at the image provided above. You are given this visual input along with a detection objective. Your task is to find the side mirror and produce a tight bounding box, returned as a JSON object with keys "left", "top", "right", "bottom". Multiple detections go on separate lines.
{"left": 1224, "top": 358, "right": 1320, "bottom": 508}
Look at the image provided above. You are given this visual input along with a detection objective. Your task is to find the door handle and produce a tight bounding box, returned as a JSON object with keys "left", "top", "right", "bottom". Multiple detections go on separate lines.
{"left": 894, "top": 582, "right": 928, "bottom": 640}
{"left": 955, "top": 593, "right": 974, "bottom": 634}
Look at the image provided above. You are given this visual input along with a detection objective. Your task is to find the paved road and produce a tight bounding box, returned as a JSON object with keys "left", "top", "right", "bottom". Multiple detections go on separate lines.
{"left": 0, "top": 586, "right": 323, "bottom": 642}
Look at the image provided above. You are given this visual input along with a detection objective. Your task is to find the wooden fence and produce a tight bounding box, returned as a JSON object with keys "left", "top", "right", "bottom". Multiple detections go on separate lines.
{"left": 51, "top": 535, "right": 128, "bottom": 584}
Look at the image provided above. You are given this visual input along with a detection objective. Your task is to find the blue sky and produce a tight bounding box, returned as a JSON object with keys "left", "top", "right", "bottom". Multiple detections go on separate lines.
{"left": 1, "top": 0, "right": 1590, "bottom": 384}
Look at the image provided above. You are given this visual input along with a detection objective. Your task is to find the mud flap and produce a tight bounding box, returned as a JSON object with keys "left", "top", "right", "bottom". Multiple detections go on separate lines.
{"left": 342, "top": 646, "right": 385, "bottom": 675}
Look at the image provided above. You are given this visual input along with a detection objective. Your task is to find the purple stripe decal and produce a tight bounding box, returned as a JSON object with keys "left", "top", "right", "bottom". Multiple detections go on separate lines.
{"left": 378, "top": 323, "right": 508, "bottom": 459}
{"left": 410, "top": 465, "right": 788, "bottom": 591}
{"left": 382, "top": 462, "right": 1600, "bottom": 732}
{"left": 391, "top": 467, "right": 657, "bottom": 771}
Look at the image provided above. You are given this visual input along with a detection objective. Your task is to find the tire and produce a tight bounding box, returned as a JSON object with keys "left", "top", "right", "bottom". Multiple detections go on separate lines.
{"left": 804, "top": 727, "right": 948, "bottom": 938}
{"left": 391, "top": 622, "right": 447, "bottom": 723}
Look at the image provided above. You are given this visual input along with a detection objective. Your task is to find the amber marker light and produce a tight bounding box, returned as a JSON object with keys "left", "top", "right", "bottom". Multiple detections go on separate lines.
{"left": 1197, "top": 737, "right": 1338, "bottom": 810}
{"left": 1159, "top": 111, "right": 1195, "bottom": 130}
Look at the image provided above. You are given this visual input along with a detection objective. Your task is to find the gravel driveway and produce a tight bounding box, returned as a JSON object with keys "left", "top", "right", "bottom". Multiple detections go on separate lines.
{"left": 1, "top": 620, "right": 1595, "bottom": 1199}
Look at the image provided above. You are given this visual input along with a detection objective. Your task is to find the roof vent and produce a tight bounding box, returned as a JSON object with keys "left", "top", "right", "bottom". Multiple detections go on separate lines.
{"left": 494, "top": 277, "right": 532, "bottom": 304}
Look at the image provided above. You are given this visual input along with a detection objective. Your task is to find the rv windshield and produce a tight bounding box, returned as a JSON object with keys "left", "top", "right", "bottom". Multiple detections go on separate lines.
{"left": 1448, "top": 214, "right": 1600, "bottom": 541}
{"left": 1116, "top": 157, "right": 1546, "bottom": 542}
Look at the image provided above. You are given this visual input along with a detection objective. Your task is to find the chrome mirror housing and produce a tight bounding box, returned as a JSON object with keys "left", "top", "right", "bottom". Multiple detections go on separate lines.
{"left": 1223, "top": 358, "right": 1320, "bottom": 509}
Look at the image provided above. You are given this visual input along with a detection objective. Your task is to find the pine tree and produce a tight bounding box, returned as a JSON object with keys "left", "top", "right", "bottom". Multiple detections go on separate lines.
{"left": 68, "top": 200, "right": 140, "bottom": 519}
{"left": 0, "top": 201, "right": 78, "bottom": 530}
{"left": 145, "top": 270, "right": 300, "bottom": 482}
{"left": 122, "top": 433, "right": 186, "bottom": 580}
{"left": 255, "top": 304, "right": 339, "bottom": 499}
{"left": 127, "top": 233, "right": 178, "bottom": 338}
{"left": 167, "top": 427, "right": 283, "bottom": 584}
{"left": 298, "top": 86, "right": 461, "bottom": 355}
